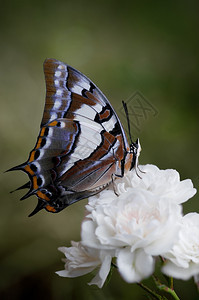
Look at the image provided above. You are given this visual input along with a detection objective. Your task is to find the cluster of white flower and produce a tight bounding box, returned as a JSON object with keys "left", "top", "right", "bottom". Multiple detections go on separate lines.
{"left": 56, "top": 164, "right": 198, "bottom": 288}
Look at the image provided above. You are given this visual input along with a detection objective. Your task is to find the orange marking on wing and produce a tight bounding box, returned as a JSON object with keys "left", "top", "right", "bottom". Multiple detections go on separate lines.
{"left": 36, "top": 137, "right": 42, "bottom": 149}
{"left": 37, "top": 191, "right": 50, "bottom": 201}
{"left": 40, "top": 127, "right": 46, "bottom": 137}
{"left": 29, "top": 151, "right": 35, "bottom": 162}
{"left": 49, "top": 120, "right": 58, "bottom": 127}
{"left": 46, "top": 205, "right": 56, "bottom": 212}
{"left": 32, "top": 176, "right": 38, "bottom": 190}
{"left": 24, "top": 165, "right": 34, "bottom": 175}
{"left": 99, "top": 109, "right": 110, "bottom": 120}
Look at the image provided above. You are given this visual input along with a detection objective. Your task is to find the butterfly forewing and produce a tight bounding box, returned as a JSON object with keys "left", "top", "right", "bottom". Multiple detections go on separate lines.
{"left": 9, "top": 58, "right": 135, "bottom": 216}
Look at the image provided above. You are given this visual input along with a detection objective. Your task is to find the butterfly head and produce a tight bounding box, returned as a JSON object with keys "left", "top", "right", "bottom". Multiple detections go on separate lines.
{"left": 129, "top": 138, "right": 141, "bottom": 171}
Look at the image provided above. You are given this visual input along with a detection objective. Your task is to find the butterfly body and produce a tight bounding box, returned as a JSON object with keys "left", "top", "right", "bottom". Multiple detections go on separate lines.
{"left": 9, "top": 59, "right": 140, "bottom": 216}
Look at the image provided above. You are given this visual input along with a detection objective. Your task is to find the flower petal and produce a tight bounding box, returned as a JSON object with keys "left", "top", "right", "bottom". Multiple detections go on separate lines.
{"left": 88, "top": 254, "right": 112, "bottom": 288}
{"left": 162, "top": 261, "right": 199, "bottom": 280}
{"left": 117, "top": 248, "right": 155, "bottom": 283}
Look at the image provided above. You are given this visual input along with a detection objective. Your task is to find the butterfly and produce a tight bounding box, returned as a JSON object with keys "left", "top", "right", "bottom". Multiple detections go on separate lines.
{"left": 8, "top": 58, "right": 140, "bottom": 216}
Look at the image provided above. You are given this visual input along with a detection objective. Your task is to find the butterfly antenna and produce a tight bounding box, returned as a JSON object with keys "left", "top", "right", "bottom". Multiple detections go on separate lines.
{"left": 122, "top": 101, "right": 133, "bottom": 144}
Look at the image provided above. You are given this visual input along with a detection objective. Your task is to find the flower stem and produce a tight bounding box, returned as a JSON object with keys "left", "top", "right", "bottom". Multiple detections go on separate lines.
{"left": 137, "top": 282, "right": 165, "bottom": 300}
{"left": 169, "top": 277, "right": 174, "bottom": 290}
{"left": 153, "top": 276, "right": 180, "bottom": 300}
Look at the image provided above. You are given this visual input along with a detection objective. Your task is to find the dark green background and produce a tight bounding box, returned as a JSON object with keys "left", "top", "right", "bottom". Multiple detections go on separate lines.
{"left": 1, "top": 0, "right": 198, "bottom": 299}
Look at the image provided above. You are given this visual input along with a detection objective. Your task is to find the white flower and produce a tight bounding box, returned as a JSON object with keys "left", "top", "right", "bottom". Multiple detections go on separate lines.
{"left": 162, "top": 213, "right": 199, "bottom": 280}
{"left": 56, "top": 241, "right": 113, "bottom": 288}
{"left": 81, "top": 164, "right": 193, "bottom": 283}
{"left": 57, "top": 164, "right": 197, "bottom": 286}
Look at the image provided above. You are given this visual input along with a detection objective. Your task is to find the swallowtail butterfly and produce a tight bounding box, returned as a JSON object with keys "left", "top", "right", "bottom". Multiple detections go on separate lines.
{"left": 8, "top": 59, "right": 140, "bottom": 216}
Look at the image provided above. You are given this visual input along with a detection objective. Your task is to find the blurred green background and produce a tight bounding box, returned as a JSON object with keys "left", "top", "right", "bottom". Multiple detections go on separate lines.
{"left": 1, "top": 0, "right": 199, "bottom": 299}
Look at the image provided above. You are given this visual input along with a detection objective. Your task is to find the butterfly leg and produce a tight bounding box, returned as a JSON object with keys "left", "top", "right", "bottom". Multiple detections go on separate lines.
{"left": 135, "top": 166, "right": 142, "bottom": 179}
{"left": 111, "top": 173, "right": 119, "bottom": 196}
{"left": 137, "top": 165, "right": 145, "bottom": 174}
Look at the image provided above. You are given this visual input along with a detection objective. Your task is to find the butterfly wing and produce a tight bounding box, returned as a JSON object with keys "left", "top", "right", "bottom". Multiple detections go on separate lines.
{"left": 9, "top": 59, "right": 132, "bottom": 216}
